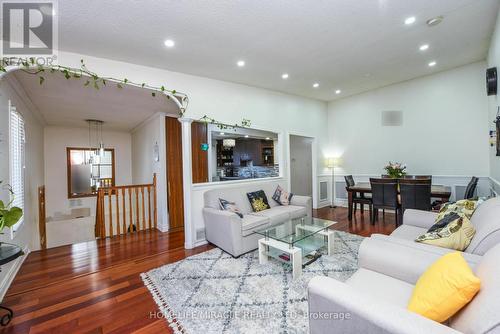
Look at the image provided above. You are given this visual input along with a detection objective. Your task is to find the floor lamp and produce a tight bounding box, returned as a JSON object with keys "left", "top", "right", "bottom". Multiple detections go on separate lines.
{"left": 327, "top": 157, "right": 340, "bottom": 208}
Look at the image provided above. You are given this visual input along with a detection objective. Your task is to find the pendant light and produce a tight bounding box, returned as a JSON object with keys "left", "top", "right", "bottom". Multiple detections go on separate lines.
{"left": 86, "top": 119, "right": 105, "bottom": 161}
{"left": 98, "top": 120, "right": 105, "bottom": 157}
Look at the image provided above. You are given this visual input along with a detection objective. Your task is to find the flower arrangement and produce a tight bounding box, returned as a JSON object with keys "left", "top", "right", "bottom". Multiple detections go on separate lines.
{"left": 384, "top": 162, "right": 407, "bottom": 179}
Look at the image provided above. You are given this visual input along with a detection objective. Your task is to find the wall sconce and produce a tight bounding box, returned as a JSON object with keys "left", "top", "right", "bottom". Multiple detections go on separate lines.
{"left": 153, "top": 142, "right": 160, "bottom": 162}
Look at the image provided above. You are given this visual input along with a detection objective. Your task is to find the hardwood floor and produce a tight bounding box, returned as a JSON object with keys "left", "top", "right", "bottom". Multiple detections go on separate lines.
{"left": 314, "top": 206, "right": 397, "bottom": 237}
{"left": 1, "top": 207, "right": 395, "bottom": 333}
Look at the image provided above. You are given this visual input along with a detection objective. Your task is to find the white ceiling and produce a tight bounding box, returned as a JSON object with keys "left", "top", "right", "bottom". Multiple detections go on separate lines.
{"left": 12, "top": 71, "right": 181, "bottom": 131}
{"left": 56, "top": 0, "right": 500, "bottom": 101}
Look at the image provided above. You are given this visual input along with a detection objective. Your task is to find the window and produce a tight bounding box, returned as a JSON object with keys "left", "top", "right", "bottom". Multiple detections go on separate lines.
{"left": 9, "top": 103, "right": 25, "bottom": 233}
{"left": 67, "top": 148, "right": 115, "bottom": 198}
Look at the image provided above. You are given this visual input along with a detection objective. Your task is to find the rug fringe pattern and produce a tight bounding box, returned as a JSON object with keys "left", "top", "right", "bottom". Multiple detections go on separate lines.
{"left": 141, "top": 272, "right": 187, "bottom": 334}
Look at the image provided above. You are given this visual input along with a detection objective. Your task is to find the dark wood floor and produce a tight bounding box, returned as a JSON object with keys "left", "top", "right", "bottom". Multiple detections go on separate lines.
{"left": 1, "top": 207, "right": 396, "bottom": 333}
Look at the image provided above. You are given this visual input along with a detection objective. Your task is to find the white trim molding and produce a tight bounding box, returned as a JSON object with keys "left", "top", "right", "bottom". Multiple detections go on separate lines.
{"left": 317, "top": 173, "right": 492, "bottom": 208}
{"left": 179, "top": 118, "right": 195, "bottom": 249}
{"left": 490, "top": 177, "right": 500, "bottom": 196}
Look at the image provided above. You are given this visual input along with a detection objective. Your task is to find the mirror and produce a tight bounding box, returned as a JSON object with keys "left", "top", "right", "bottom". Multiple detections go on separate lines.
{"left": 191, "top": 122, "right": 280, "bottom": 183}
{"left": 67, "top": 147, "right": 115, "bottom": 198}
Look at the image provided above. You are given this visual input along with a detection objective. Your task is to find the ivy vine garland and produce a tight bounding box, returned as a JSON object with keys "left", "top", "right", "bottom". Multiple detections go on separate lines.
{"left": 0, "top": 57, "right": 251, "bottom": 130}
{"left": 199, "top": 115, "right": 251, "bottom": 131}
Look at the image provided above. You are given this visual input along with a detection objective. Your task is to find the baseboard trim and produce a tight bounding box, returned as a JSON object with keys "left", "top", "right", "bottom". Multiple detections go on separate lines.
{"left": 316, "top": 201, "right": 332, "bottom": 209}
{"left": 0, "top": 245, "right": 29, "bottom": 301}
{"left": 193, "top": 239, "right": 208, "bottom": 248}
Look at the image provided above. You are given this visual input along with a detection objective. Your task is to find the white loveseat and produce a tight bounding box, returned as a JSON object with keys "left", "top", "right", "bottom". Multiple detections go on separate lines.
{"left": 203, "top": 182, "right": 312, "bottom": 257}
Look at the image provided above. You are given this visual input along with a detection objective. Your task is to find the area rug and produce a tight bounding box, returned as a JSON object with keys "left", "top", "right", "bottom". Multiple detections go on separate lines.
{"left": 141, "top": 231, "right": 363, "bottom": 334}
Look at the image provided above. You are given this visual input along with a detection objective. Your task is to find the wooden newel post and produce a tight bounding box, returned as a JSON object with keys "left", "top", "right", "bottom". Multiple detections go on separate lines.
{"left": 38, "top": 186, "right": 47, "bottom": 249}
{"left": 95, "top": 188, "right": 101, "bottom": 238}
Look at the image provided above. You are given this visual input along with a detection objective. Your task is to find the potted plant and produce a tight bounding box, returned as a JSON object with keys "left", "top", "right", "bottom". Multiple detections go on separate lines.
{"left": 384, "top": 162, "right": 407, "bottom": 179}
{"left": 0, "top": 181, "right": 23, "bottom": 234}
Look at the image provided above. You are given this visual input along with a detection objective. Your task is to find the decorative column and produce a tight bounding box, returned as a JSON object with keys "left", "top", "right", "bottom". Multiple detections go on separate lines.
{"left": 179, "top": 117, "right": 195, "bottom": 249}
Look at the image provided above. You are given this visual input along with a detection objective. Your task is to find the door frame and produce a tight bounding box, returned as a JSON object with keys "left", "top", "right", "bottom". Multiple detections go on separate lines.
{"left": 286, "top": 132, "right": 318, "bottom": 209}
{"left": 165, "top": 115, "right": 185, "bottom": 232}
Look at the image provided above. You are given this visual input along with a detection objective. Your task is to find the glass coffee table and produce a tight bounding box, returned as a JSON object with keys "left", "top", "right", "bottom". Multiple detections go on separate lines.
{"left": 254, "top": 216, "right": 336, "bottom": 279}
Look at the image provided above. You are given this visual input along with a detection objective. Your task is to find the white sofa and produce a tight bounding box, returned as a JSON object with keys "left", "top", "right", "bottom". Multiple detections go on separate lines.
{"left": 371, "top": 196, "right": 500, "bottom": 256}
{"left": 308, "top": 237, "right": 500, "bottom": 334}
{"left": 203, "top": 182, "right": 312, "bottom": 257}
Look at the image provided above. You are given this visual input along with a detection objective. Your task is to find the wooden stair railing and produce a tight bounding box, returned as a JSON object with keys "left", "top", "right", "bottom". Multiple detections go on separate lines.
{"left": 95, "top": 174, "right": 157, "bottom": 238}
{"left": 38, "top": 185, "right": 47, "bottom": 249}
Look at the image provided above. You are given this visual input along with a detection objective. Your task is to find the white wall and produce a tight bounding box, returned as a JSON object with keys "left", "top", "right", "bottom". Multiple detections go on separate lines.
{"left": 49, "top": 51, "right": 328, "bottom": 246}
{"left": 131, "top": 112, "right": 169, "bottom": 231}
{"left": 0, "top": 76, "right": 44, "bottom": 299}
{"left": 488, "top": 7, "right": 500, "bottom": 193}
{"left": 328, "top": 62, "right": 489, "bottom": 178}
{"left": 44, "top": 126, "right": 133, "bottom": 218}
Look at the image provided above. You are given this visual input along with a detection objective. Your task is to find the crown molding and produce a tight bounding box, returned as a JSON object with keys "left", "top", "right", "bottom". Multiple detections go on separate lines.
{"left": 2, "top": 73, "right": 47, "bottom": 126}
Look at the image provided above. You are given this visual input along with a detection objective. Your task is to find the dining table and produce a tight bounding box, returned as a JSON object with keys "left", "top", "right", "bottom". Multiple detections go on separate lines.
{"left": 346, "top": 182, "right": 452, "bottom": 220}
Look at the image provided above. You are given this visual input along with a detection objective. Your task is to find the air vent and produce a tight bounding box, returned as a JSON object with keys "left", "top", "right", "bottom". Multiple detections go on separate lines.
{"left": 381, "top": 110, "right": 403, "bottom": 126}
{"left": 319, "top": 181, "right": 328, "bottom": 201}
{"left": 196, "top": 228, "right": 206, "bottom": 241}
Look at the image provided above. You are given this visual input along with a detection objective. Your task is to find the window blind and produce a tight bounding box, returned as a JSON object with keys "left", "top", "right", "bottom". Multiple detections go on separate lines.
{"left": 9, "top": 105, "right": 25, "bottom": 231}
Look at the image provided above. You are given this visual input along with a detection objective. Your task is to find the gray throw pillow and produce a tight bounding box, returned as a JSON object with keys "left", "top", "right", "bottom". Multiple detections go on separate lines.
{"left": 219, "top": 198, "right": 243, "bottom": 218}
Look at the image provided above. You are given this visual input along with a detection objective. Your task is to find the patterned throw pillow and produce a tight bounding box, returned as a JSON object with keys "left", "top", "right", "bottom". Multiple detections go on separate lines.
{"left": 246, "top": 190, "right": 270, "bottom": 212}
{"left": 272, "top": 185, "right": 294, "bottom": 206}
{"left": 415, "top": 215, "right": 476, "bottom": 251}
{"left": 436, "top": 198, "right": 483, "bottom": 222}
{"left": 415, "top": 199, "right": 481, "bottom": 251}
{"left": 219, "top": 198, "right": 243, "bottom": 218}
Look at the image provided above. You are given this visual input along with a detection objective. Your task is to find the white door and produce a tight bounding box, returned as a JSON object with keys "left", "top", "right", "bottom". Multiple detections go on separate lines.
{"left": 289, "top": 135, "right": 313, "bottom": 197}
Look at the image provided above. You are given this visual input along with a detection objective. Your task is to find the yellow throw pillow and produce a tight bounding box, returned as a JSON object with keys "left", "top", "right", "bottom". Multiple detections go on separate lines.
{"left": 408, "top": 252, "right": 481, "bottom": 323}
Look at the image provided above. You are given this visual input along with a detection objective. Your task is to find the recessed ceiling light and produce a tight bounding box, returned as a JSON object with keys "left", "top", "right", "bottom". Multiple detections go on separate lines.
{"left": 404, "top": 16, "right": 416, "bottom": 25}
{"left": 313, "top": 83, "right": 319, "bottom": 88}
{"left": 281, "top": 73, "right": 289, "bottom": 79}
{"left": 265, "top": 137, "right": 271, "bottom": 140}
{"left": 220, "top": 132, "right": 225, "bottom": 135}
{"left": 428, "top": 61, "right": 437, "bottom": 67}
{"left": 419, "top": 44, "right": 429, "bottom": 51}
{"left": 164, "top": 39, "right": 175, "bottom": 48}
{"left": 335, "top": 89, "right": 341, "bottom": 94}
{"left": 237, "top": 60, "right": 245, "bottom": 67}
{"left": 244, "top": 135, "right": 249, "bottom": 138}
{"left": 426, "top": 16, "right": 444, "bottom": 27}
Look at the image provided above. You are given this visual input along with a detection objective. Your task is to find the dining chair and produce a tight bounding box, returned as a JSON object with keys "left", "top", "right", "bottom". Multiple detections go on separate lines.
{"left": 464, "top": 176, "right": 479, "bottom": 199}
{"left": 345, "top": 175, "right": 372, "bottom": 217}
{"left": 399, "top": 178, "right": 432, "bottom": 214}
{"left": 369, "top": 178, "right": 400, "bottom": 226}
